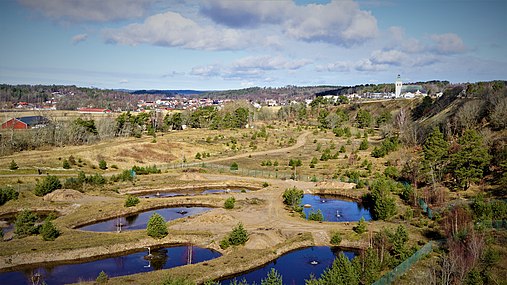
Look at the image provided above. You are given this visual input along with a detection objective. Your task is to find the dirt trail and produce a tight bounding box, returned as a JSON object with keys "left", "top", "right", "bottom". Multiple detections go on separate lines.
{"left": 185, "top": 130, "right": 311, "bottom": 165}
{"left": 0, "top": 131, "right": 311, "bottom": 178}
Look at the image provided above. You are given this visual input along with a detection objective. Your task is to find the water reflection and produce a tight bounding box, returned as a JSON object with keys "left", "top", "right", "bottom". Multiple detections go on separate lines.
{"left": 301, "top": 194, "right": 371, "bottom": 222}
{"left": 79, "top": 207, "right": 211, "bottom": 232}
{"left": 0, "top": 245, "right": 221, "bottom": 285}
{"left": 221, "top": 246, "right": 357, "bottom": 285}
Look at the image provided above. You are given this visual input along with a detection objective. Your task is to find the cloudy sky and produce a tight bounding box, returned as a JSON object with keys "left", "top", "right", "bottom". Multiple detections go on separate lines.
{"left": 0, "top": 0, "right": 505, "bottom": 90}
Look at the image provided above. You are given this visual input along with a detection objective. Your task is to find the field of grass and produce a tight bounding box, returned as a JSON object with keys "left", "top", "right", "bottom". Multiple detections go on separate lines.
{"left": 0, "top": 105, "right": 505, "bottom": 285}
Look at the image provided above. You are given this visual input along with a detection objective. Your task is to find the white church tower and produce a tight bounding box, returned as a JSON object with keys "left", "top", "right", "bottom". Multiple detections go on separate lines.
{"left": 395, "top": 74, "right": 402, "bottom": 98}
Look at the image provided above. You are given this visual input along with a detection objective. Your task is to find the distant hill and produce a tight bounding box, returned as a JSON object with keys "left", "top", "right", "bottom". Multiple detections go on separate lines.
{"left": 130, "top": 90, "right": 206, "bottom": 96}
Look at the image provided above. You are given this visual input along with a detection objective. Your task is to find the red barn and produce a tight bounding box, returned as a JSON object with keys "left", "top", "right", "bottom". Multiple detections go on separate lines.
{"left": 1, "top": 116, "right": 49, "bottom": 130}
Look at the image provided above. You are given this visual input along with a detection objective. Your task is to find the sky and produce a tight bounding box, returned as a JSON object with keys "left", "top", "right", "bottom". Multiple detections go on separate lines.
{"left": 0, "top": 0, "right": 506, "bottom": 90}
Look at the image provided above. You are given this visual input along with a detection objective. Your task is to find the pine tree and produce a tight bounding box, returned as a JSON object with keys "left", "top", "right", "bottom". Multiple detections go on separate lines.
{"left": 359, "top": 137, "right": 369, "bottom": 150}
{"left": 449, "top": 129, "right": 491, "bottom": 190}
{"left": 40, "top": 220, "right": 60, "bottom": 241}
{"left": 423, "top": 127, "right": 449, "bottom": 185}
{"left": 261, "top": 268, "right": 283, "bottom": 285}
{"left": 34, "top": 175, "right": 62, "bottom": 196}
{"left": 96, "top": 271, "right": 109, "bottom": 284}
{"left": 369, "top": 177, "right": 397, "bottom": 220}
{"left": 9, "top": 160, "right": 18, "bottom": 170}
{"left": 146, "top": 213, "right": 168, "bottom": 239}
{"left": 319, "top": 253, "right": 359, "bottom": 284}
{"left": 353, "top": 217, "right": 367, "bottom": 234}
{"left": 14, "top": 210, "right": 39, "bottom": 237}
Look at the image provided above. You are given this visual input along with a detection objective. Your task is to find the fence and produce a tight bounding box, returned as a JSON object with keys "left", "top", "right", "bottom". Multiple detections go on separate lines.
{"left": 162, "top": 161, "right": 324, "bottom": 182}
{"left": 478, "top": 220, "right": 507, "bottom": 230}
{"left": 372, "top": 241, "right": 435, "bottom": 285}
{"left": 418, "top": 198, "right": 433, "bottom": 219}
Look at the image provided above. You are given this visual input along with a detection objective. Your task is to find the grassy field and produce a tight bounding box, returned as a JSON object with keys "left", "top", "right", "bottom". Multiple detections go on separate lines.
{"left": 0, "top": 113, "right": 505, "bottom": 285}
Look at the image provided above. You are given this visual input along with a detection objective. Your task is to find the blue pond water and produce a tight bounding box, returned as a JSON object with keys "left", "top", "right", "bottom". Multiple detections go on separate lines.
{"left": 0, "top": 245, "right": 221, "bottom": 285}
{"left": 221, "top": 246, "right": 356, "bottom": 285}
{"left": 79, "top": 207, "right": 211, "bottom": 232}
{"left": 302, "top": 194, "right": 371, "bottom": 222}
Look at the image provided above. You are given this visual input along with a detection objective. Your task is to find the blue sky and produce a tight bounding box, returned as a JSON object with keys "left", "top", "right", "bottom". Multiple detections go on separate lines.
{"left": 0, "top": 0, "right": 505, "bottom": 90}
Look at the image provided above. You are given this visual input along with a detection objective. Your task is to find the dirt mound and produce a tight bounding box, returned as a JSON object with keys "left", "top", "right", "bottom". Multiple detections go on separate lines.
{"left": 245, "top": 230, "right": 284, "bottom": 249}
{"left": 316, "top": 181, "right": 355, "bottom": 190}
{"left": 178, "top": 173, "right": 207, "bottom": 181}
{"left": 43, "top": 189, "right": 84, "bottom": 202}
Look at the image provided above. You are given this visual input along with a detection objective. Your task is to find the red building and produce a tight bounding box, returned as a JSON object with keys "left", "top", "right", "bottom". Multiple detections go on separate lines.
{"left": 1, "top": 116, "right": 49, "bottom": 130}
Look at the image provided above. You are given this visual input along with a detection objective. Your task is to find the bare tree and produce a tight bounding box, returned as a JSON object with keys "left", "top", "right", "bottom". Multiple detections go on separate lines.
{"left": 490, "top": 96, "right": 507, "bottom": 130}
{"left": 455, "top": 100, "right": 483, "bottom": 131}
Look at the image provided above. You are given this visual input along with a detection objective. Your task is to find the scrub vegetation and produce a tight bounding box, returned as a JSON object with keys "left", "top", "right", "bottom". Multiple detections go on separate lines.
{"left": 0, "top": 81, "right": 506, "bottom": 284}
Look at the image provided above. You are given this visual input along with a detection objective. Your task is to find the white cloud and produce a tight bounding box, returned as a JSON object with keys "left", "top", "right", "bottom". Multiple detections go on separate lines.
{"left": 104, "top": 11, "right": 254, "bottom": 50}
{"left": 119, "top": 79, "right": 129, "bottom": 84}
{"left": 18, "top": 0, "right": 155, "bottom": 22}
{"left": 316, "top": 62, "right": 351, "bottom": 72}
{"left": 190, "top": 55, "right": 310, "bottom": 81}
{"left": 370, "top": 50, "right": 407, "bottom": 65}
{"left": 386, "top": 26, "right": 424, "bottom": 54}
{"left": 232, "top": 55, "right": 311, "bottom": 71}
{"left": 190, "top": 64, "right": 222, "bottom": 77}
{"left": 430, "top": 33, "right": 466, "bottom": 54}
{"left": 201, "top": 0, "right": 378, "bottom": 47}
{"left": 355, "top": 59, "right": 387, "bottom": 72}
{"left": 71, "top": 33, "right": 88, "bottom": 44}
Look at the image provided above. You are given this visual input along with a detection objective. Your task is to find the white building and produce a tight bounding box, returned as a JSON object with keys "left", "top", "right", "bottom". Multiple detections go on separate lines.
{"left": 395, "top": 74, "right": 403, "bottom": 98}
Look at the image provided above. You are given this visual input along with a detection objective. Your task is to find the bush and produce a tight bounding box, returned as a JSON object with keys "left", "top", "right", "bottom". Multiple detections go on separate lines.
{"left": 0, "top": 186, "right": 19, "bottom": 206}
{"left": 146, "top": 213, "right": 168, "bottom": 239}
{"left": 195, "top": 152, "right": 202, "bottom": 160}
{"left": 34, "top": 175, "right": 62, "bottom": 196}
{"left": 371, "top": 136, "right": 399, "bottom": 158}
{"left": 353, "top": 217, "right": 367, "bottom": 234}
{"left": 14, "top": 210, "right": 39, "bottom": 237}
{"left": 262, "top": 182, "right": 269, "bottom": 188}
{"left": 282, "top": 187, "right": 304, "bottom": 211}
{"left": 96, "top": 271, "right": 109, "bottom": 284}
{"left": 132, "top": 165, "right": 161, "bottom": 175}
{"left": 220, "top": 223, "right": 249, "bottom": 249}
{"left": 64, "top": 177, "right": 82, "bottom": 190}
{"left": 87, "top": 173, "right": 107, "bottom": 185}
{"left": 98, "top": 159, "right": 107, "bottom": 170}
{"left": 62, "top": 159, "right": 71, "bottom": 169}
{"left": 359, "top": 138, "right": 369, "bottom": 150}
{"left": 124, "top": 195, "right": 140, "bottom": 207}
{"left": 330, "top": 232, "right": 342, "bottom": 245}
{"left": 110, "top": 169, "right": 134, "bottom": 182}
{"left": 9, "top": 160, "right": 18, "bottom": 170}
{"left": 40, "top": 220, "right": 60, "bottom": 241}
{"left": 230, "top": 162, "right": 239, "bottom": 170}
{"left": 224, "top": 197, "right": 236, "bottom": 209}
{"left": 308, "top": 209, "right": 324, "bottom": 221}
{"left": 384, "top": 166, "right": 400, "bottom": 179}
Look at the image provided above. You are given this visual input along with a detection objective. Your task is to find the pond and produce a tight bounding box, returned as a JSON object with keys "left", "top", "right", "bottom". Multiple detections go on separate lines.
{"left": 141, "top": 188, "right": 248, "bottom": 198}
{"left": 302, "top": 194, "right": 371, "bottom": 222}
{"left": 221, "top": 246, "right": 356, "bottom": 285}
{"left": 78, "top": 207, "right": 211, "bottom": 232}
{"left": 0, "top": 245, "right": 221, "bottom": 285}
